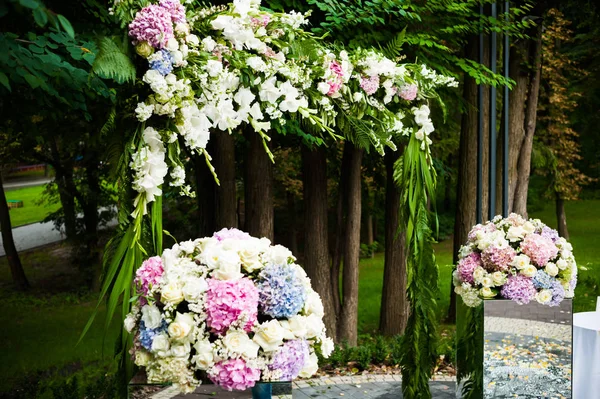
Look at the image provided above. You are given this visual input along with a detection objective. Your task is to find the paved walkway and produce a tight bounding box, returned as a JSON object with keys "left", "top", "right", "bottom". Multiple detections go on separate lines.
{"left": 149, "top": 376, "right": 456, "bottom": 399}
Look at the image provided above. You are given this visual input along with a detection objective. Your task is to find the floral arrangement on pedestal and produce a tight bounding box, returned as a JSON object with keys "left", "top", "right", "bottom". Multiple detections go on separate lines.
{"left": 453, "top": 213, "right": 577, "bottom": 307}
{"left": 124, "top": 228, "right": 333, "bottom": 393}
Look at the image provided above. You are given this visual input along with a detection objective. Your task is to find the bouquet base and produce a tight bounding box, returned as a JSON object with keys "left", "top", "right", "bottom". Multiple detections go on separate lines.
{"left": 456, "top": 299, "right": 573, "bottom": 398}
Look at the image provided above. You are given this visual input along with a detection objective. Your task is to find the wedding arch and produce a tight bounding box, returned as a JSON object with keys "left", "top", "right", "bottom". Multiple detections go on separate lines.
{"left": 83, "top": 0, "right": 456, "bottom": 397}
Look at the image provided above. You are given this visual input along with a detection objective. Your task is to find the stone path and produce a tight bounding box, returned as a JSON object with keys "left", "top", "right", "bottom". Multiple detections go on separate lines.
{"left": 149, "top": 376, "right": 456, "bottom": 399}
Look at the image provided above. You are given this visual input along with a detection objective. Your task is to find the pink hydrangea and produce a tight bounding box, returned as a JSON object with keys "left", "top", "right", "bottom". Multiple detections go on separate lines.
{"left": 159, "top": 0, "right": 186, "bottom": 23}
{"left": 251, "top": 15, "right": 271, "bottom": 28}
{"left": 520, "top": 233, "right": 559, "bottom": 267}
{"left": 209, "top": 358, "right": 261, "bottom": 391}
{"left": 135, "top": 256, "right": 164, "bottom": 297}
{"left": 205, "top": 278, "right": 259, "bottom": 334}
{"left": 457, "top": 252, "right": 482, "bottom": 284}
{"left": 398, "top": 84, "right": 418, "bottom": 101}
{"left": 501, "top": 275, "right": 537, "bottom": 305}
{"left": 360, "top": 75, "right": 380, "bottom": 95}
{"left": 467, "top": 223, "right": 497, "bottom": 242}
{"left": 213, "top": 228, "right": 251, "bottom": 241}
{"left": 128, "top": 4, "right": 174, "bottom": 49}
{"left": 481, "top": 245, "right": 516, "bottom": 272}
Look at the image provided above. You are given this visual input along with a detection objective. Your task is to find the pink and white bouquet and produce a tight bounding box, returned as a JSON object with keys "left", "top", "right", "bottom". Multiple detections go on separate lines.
{"left": 453, "top": 214, "right": 577, "bottom": 308}
{"left": 124, "top": 229, "right": 333, "bottom": 393}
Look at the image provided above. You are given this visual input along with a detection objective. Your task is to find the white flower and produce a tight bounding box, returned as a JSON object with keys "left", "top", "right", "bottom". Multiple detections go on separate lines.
{"left": 259, "top": 77, "right": 281, "bottom": 104}
{"left": 352, "top": 92, "right": 364, "bottom": 102}
{"left": 280, "top": 314, "right": 307, "bottom": 338}
{"left": 176, "top": 104, "right": 211, "bottom": 151}
{"left": 280, "top": 10, "right": 307, "bottom": 29}
{"left": 135, "top": 350, "right": 151, "bottom": 366}
{"left": 506, "top": 226, "right": 526, "bottom": 242}
{"left": 264, "top": 244, "right": 295, "bottom": 265}
{"left": 170, "top": 342, "right": 191, "bottom": 358}
{"left": 511, "top": 254, "right": 530, "bottom": 270}
{"left": 135, "top": 102, "right": 154, "bottom": 122}
{"left": 535, "top": 289, "right": 553, "bottom": 305}
{"left": 480, "top": 287, "right": 496, "bottom": 298}
{"left": 141, "top": 304, "right": 162, "bottom": 329}
{"left": 481, "top": 276, "right": 494, "bottom": 288}
{"left": 234, "top": 87, "right": 256, "bottom": 109}
{"left": 124, "top": 313, "right": 137, "bottom": 333}
{"left": 491, "top": 271, "right": 506, "bottom": 286}
{"left": 182, "top": 277, "right": 208, "bottom": 302}
{"left": 223, "top": 330, "right": 260, "bottom": 358}
{"left": 170, "top": 165, "right": 186, "bottom": 187}
{"left": 212, "top": 250, "right": 243, "bottom": 280}
{"left": 206, "top": 59, "right": 223, "bottom": 77}
{"left": 320, "top": 337, "right": 334, "bottom": 358}
{"left": 521, "top": 264, "right": 538, "bottom": 278}
{"left": 168, "top": 312, "right": 195, "bottom": 341}
{"left": 246, "top": 56, "right": 267, "bottom": 72}
{"left": 545, "top": 262, "right": 559, "bottom": 277}
{"left": 473, "top": 267, "right": 486, "bottom": 285}
{"left": 186, "top": 34, "right": 199, "bottom": 46}
{"left": 303, "top": 290, "right": 324, "bottom": 317}
{"left": 161, "top": 282, "right": 184, "bottom": 305}
{"left": 522, "top": 221, "right": 536, "bottom": 235}
{"left": 166, "top": 38, "right": 179, "bottom": 52}
{"left": 556, "top": 258, "right": 568, "bottom": 270}
{"left": 238, "top": 245, "right": 263, "bottom": 273}
{"left": 298, "top": 352, "right": 318, "bottom": 378}
{"left": 317, "top": 82, "right": 330, "bottom": 95}
{"left": 253, "top": 320, "right": 285, "bottom": 352}
{"left": 151, "top": 333, "right": 170, "bottom": 353}
{"left": 305, "top": 313, "right": 325, "bottom": 339}
{"left": 211, "top": 15, "right": 234, "bottom": 30}
{"left": 193, "top": 340, "right": 214, "bottom": 370}
{"left": 202, "top": 36, "right": 217, "bottom": 52}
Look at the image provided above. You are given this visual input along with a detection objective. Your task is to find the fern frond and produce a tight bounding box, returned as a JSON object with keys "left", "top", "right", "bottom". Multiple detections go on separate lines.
{"left": 93, "top": 37, "right": 136, "bottom": 84}
{"left": 381, "top": 27, "right": 407, "bottom": 59}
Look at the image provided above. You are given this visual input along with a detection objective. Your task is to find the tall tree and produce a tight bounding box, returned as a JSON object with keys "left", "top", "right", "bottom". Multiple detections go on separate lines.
{"left": 214, "top": 132, "right": 238, "bottom": 229}
{"left": 244, "top": 131, "right": 274, "bottom": 240}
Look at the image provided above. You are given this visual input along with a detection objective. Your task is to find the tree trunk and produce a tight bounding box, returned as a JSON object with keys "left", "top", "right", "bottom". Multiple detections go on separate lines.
{"left": 286, "top": 192, "right": 299, "bottom": 255}
{"left": 338, "top": 143, "right": 363, "bottom": 346}
{"left": 555, "top": 193, "right": 569, "bottom": 239}
{"left": 214, "top": 132, "right": 238, "bottom": 229}
{"left": 379, "top": 151, "right": 409, "bottom": 336}
{"left": 450, "top": 37, "right": 482, "bottom": 322}
{"left": 0, "top": 171, "right": 29, "bottom": 290}
{"left": 194, "top": 154, "right": 216, "bottom": 237}
{"left": 302, "top": 146, "right": 338, "bottom": 341}
{"left": 366, "top": 214, "right": 374, "bottom": 258}
{"left": 513, "top": 24, "right": 544, "bottom": 218}
{"left": 53, "top": 167, "right": 78, "bottom": 239}
{"left": 244, "top": 132, "right": 274, "bottom": 240}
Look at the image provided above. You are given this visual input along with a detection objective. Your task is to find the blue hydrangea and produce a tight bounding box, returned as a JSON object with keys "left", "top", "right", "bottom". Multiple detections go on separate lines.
{"left": 532, "top": 270, "right": 553, "bottom": 289}
{"left": 257, "top": 264, "right": 306, "bottom": 319}
{"left": 138, "top": 320, "right": 168, "bottom": 350}
{"left": 549, "top": 280, "right": 565, "bottom": 307}
{"left": 149, "top": 49, "right": 174, "bottom": 76}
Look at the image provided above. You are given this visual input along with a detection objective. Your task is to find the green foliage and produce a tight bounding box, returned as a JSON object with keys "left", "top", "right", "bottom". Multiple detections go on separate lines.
{"left": 455, "top": 302, "right": 483, "bottom": 398}
{"left": 2, "top": 0, "right": 75, "bottom": 37}
{"left": 93, "top": 36, "right": 136, "bottom": 84}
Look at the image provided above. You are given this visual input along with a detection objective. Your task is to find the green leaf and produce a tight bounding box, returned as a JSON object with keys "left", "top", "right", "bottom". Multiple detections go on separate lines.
{"left": 24, "top": 73, "right": 41, "bottom": 88}
{"left": 32, "top": 8, "right": 48, "bottom": 26}
{"left": 92, "top": 37, "right": 136, "bottom": 84}
{"left": 0, "top": 72, "right": 11, "bottom": 91}
{"left": 57, "top": 14, "right": 75, "bottom": 38}
{"left": 19, "top": 0, "right": 39, "bottom": 9}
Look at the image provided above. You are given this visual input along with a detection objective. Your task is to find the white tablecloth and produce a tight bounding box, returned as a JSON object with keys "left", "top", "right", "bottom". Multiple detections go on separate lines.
{"left": 574, "top": 312, "right": 600, "bottom": 399}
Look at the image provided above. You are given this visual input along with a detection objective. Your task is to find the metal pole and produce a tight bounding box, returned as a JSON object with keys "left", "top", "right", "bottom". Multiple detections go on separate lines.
{"left": 489, "top": 1, "right": 498, "bottom": 220}
{"left": 502, "top": 1, "right": 510, "bottom": 217}
{"left": 476, "top": 4, "right": 484, "bottom": 225}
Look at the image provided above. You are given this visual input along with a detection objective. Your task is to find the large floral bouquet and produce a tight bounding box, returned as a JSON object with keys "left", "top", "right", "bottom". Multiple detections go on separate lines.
{"left": 453, "top": 214, "right": 577, "bottom": 308}
{"left": 124, "top": 228, "right": 333, "bottom": 393}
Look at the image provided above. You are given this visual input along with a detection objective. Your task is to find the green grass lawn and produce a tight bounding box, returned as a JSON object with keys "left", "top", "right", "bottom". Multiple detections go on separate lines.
{"left": 3, "top": 185, "right": 60, "bottom": 228}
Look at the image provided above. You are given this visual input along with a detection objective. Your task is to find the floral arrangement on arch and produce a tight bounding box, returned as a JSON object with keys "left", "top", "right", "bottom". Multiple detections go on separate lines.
{"left": 116, "top": 0, "right": 457, "bottom": 217}
{"left": 125, "top": 228, "right": 334, "bottom": 393}
{"left": 453, "top": 213, "right": 577, "bottom": 308}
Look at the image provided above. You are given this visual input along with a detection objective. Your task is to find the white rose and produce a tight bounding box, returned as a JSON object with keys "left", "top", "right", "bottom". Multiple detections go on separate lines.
{"left": 556, "top": 259, "right": 568, "bottom": 270}
{"left": 491, "top": 271, "right": 506, "bottom": 286}
{"left": 320, "top": 337, "right": 334, "bottom": 358}
{"left": 298, "top": 352, "right": 318, "bottom": 378}
{"left": 186, "top": 34, "right": 199, "bottom": 46}
{"left": 238, "top": 246, "right": 263, "bottom": 273}
{"left": 124, "top": 313, "right": 137, "bottom": 333}
{"left": 206, "top": 60, "right": 223, "bottom": 77}
{"left": 506, "top": 226, "right": 525, "bottom": 242}
{"left": 193, "top": 340, "right": 214, "bottom": 370}
{"left": 521, "top": 264, "right": 538, "bottom": 278}
{"left": 473, "top": 267, "right": 486, "bottom": 285}
{"left": 223, "top": 330, "right": 260, "bottom": 358}
{"left": 303, "top": 290, "right": 324, "bottom": 317}
{"left": 535, "top": 289, "right": 553, "bottom": 305}
{"left": 305, "top": 313, "right": 325, "bottom": 339}
{"left": 135, "top": 350, "right": 151, "bottom": 366}
{"left": 522, "top": 221, "right": 536, "bottom": 235}
{"left": 168, "top": 312, "right": 195, "bottom": 341}
{"left": 183, "top": 278, "right": 208, "bottom": 302}
{"left": 253, "top": 320, "right": 285, "bottom": 352}
{"left": 511, "top": 255, "right": 530, "bottom": 270}
{"left": 170, "top": 342, "right": 191, "bottom": 358}
{"left": 161, "top": 282, "right": 184, "bottom": 305}
{"left": 266, "top": 245, "right": 295, "bottom": 265}
{"left": 480, "top": 287, "right": 496, "bottom": 298}
{"left": 545, "top": 262, "right": 559, "bottom": 277}
{"left": 211, "top": 15, "right": 233, "bottom": 30}
{"left": 141, "top": 304, "right": 162, "bottom": 329}
{"left": 151, "top": 333, "right": 170, "bottom": 353}
{"left": 213, "top": 251, "right": 243, "bottom": 280}
{"left": 481, "top": 276, "right": 494, "bottom": 288}
{"left": 317, "top": 82, "right": 330, "bottom": 95}
{"left": 166, "top": 37, "right": 179, "bottom": 52}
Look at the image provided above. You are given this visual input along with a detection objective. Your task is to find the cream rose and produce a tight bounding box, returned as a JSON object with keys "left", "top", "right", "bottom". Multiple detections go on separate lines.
{"left": 223, "top": 330, "right": 260, "bottom": 358}
{"left": 168, "top": 312, "right": 195, "bottom": 341}
{"left": 521, "top": 264, "right": 538, "bottom": 278}
{"left": 238, "top": 245, "right": 263, "bottom": 273}
{"left": 212, "top": 251, "right": 243, "bottom": 280}
{"left": 473, "top": 267, "right": 486, "bottom": 285}
{"left": 491, "top": 271, "right": 506, "bottom": 286}
{"left": 303, "top": 290, "right": 324, "bottom": 317}
{"left": 305, "top": 313, "right": 325, "bottom": 339}
{"left": 481, "top": 276, "right": 494, "bottom": 288}
{"left": 266, "top": 245, "right": 295, "bottom": 265}
{"left": 141, "top": 304, "right": 162, "bottom": 329}
{"left": 506, "top": 226, "right": 525, "bottom": 242}
{"left": 161, "top": 282, "right": 184, "bottom": 305}
{"left": 182, "top": 277, "right": 208, "bottom": 302}
{"left": 556, "top": 259, "right": 568, "bottom": 270}
{"left": 511, "top": 255, "right": 530, "bottom": 270}
{"left": 480, "top": 287, "right": 496, "bottom": 299}
{"left": 193, "top": 340, "right": 214, "bottom": 370}
{"left": 535, "top": 289, "right": 553, "bottom": 305}
{"left": 151, "top": 333, "right": 170, "bottom": 353}
{"left": 545, "top": 262, "right": 559, "bottom": 277}
{"left": 298, "top": 352, "right": 318, "bottom": 378}
{"left": 523, "top": 221, "right": 536, "bottom": 235}
{"left": 253, "top": 320, "right": 285, "bottom": 352}
{"left": 170, "top": 342, "right": 191, "bottom": 358}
